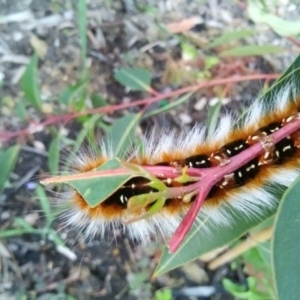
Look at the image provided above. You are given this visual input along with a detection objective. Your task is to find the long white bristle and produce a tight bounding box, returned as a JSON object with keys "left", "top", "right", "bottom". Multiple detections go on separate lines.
{"left": 56, "top": 84, "right": 300, "bottom": 243}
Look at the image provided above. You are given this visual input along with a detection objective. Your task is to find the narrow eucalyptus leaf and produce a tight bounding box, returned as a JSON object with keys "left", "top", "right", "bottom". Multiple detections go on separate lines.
{"left": 248, "top": 0, "right": 300, "bottom": 37}
{"left": 204, "top": 29, "right": 256, "bottom": 50}
{"left": 220, "top": 45, "right": 284, "bottom": 57}
{"left": 59, "top": 81, "right": 87, "bottom": 105}
{"left": 36, "top": 185, "right": 53, "bottom": 226}
{"left": 272, "top": 175, "right": 300, "bottom": 300}
{"left": 104, "top": 113, "right": 140, "bottom": 157}
{"left": 114, "top": 68, "right": 151, "bottom": 91}
{"left": 155, "top": 204, "right": 278, "bottom": 276}
{"left": 48, "top": 134, "right": 60, "bottom": 175}
{"left": 64, "top": 159, "right": 136, "bottom": 207}
{"left": 0, "top": 145, "right": 20, "bottom": 194}
{"left": 142, "top": 93, "right": 193, "bottom": 119}
{"left": 20, "top": 54, "right": 42, "bottom": 110}
{"left": 207, "top": 99, "right": 222, "bottom": 137}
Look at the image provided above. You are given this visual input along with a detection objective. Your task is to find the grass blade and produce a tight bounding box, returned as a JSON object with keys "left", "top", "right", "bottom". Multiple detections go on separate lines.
{"left": 206, "top": 99, "right": 222, "bottom": 137}
{"left": 0, "top": 145, "right": 20, "bottom": 194}
{"left": 220, "top": 45, "right": 285, "bottom": 57}
{"left": 142, "top": 92, "right": 194, "bottom": 119}
{"left": 104, "top": 113, "right": 140, "bottom": 157}
{"left": 36, "top": 185, "right": 53, "bottom": 227}
{"left": 114, "top": 68, "right": 152, "bottom": 92}
{"left": 48, "top": 132, "right": 60, "bottom": 175}
{"left": 204, "top": 29, "right": 256, "bottom": 50}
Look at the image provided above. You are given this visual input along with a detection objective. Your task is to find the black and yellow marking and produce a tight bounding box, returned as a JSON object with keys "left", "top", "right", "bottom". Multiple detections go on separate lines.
{"left": 101, "top": 120, "right": 300, "bottom": 208}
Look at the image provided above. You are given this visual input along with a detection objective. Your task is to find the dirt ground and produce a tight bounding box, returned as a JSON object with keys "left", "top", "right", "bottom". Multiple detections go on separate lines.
{"left": 0, "top": 0, "right": 298, "bottom": 299}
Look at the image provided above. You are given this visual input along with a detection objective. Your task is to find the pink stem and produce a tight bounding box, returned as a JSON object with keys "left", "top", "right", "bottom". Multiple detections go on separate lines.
{"left": 41, "top": 166, "right": 183, "bottom": 185}
{"left": 0, "top": 74, "right": 278, "bottom": 143}
{"left": 168, "top": 190, "right": 208, "bottom": 252}
{"left": 168, "top": 118, "right": 300, "bottom": 252}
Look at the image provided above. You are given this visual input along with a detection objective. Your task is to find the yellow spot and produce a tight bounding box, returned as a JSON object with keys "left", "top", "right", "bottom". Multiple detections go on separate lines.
{"left": 83, "top": 188, "right": 91, "bottom": 198}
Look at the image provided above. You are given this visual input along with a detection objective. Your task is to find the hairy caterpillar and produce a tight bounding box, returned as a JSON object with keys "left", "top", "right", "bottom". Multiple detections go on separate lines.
{"left": 42, "top": 83, "right": 300, "bottom": 252}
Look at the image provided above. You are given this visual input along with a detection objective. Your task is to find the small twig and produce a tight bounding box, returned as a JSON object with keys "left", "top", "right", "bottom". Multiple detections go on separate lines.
{"left": 124, "top": 238, "right": 136, "bottom": 264}
{"left": 286, "top": 37, "right": 300, "bottom": 49}
{"left": 13, "top": 164, "right": 41, "bottom": 191}
{"left": 114, "top": 285, "right": 129, "bottom": 300}
{"left": 37, "top": 271, "right": 80, "bottom": 292}
{"left": 0, "top": 74, "right": 279, "bottom": 143}
{"left": 200, "top": 246, "right": 229, "bottom": 262}
{"left": 40, "top": 165, "right": 183, "bottom": 185}
{"left": 208, "top": 227, "right": 273, "bottom": 270}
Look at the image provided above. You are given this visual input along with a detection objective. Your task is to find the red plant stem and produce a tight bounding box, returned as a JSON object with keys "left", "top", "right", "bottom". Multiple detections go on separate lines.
{"left": 286, "top": 37, "right": 300, "bottom": 49}
{"left": 0, "top": 74, "right": 278, "bottom": 143}
{"left": 168, "top": 117, "right": 300, "bottom": 252}
{"left": 40, "top": 166, "right": 182, "bottom": 185}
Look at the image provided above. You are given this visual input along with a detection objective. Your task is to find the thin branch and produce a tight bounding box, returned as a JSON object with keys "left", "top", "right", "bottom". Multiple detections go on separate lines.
{"left": 286, "top": 37, "right": 300, "bottom": 49}
{"left": 207, "top": 227, "right": 273, "bottom": 270}
{"left": 0, "top": 74, "right": 279, "bottom": 143}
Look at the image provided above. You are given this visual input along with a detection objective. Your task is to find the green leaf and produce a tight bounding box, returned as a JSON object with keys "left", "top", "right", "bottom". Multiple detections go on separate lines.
{"left": 14, "top": 217, "right": 34, "bottom": 230}
{"left": 181, "top": 42, "right": 198, "bottom": 60}
{"left": 155, "top": 289, "right": 172, "bottom": 300}
{"left": 155, "top": 54, "right": 300, "bottom": 276}
{"left": 249, "top": 219, "right": 274, "bottom": 267}
{"left": 220, "top": 45, "right": 285, "bottom": 57}
{"left": 248, "top": 0, "right": 300, "bottom": 37}
{"left": 59, "top": 81, "right": 87, "bottom": 105}
{"left": 142, "top": 92, "right": 193, "bottom": 119}
{"left": 223, "top": 277, "right": 269, "bottom": 300}
{"left": 90, "top": 93, "right": 107, "bottom": 108}
{"left": 36, "top": 185, "right": 53, "bottom": 227}
{"left": 20, "top": 54, "right": 42, "bottom": 110}
{"left": 155, "top": 203, "right": 277, "bottom": 276}
{"left": 204, "top": 29, "right": 256, "bottom": 50}
{"left": 114, "top": 68, "right": 152, "bottom": 92}
{"left": 259, "top": 55, "right": 300, "bottom": 106}
{"left": 204, "top": 56, "right": 220, "bottom": 70}
{"left": 238, "top": 55, "right": 300, "bottom": 123}
{"left": 256, "top": 241, "right": 272, "bottom": 266}
{"left": 15, "top": 101, "right": 28, "bottom": 120}
{"left": 222, "top": 278, "right": 247, "bottom": 296}
{"left": 206, "top": 99, "right": 222, "bottom": 137}
{"left": 63, "top": 115, "right": 102, "bottom": 170}
{"left": 243, "top": 246, "right": 272, "bottom": 284}
{"left": 272, "top": 175, "right": 300, "bottom": 300}
{"left": 0, "top": 145, "right": 19, "bottom": 194}
{"left": 63, "top": 159, "right": 137, "bottom": 207}
{"left": 104, "top": 113, "right": 140, "bottom": 157}
{"left": 48, "top": 133, "right": 60, "bottom": 175}
{"left": 48, "top": 229, "right": 65, "bottom": 246}
{"left": 0, "top": 228, "right": 36, "bottom": 239}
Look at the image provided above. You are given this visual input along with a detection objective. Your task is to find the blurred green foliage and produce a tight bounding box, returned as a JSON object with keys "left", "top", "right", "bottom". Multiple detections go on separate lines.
{"left": 1, "top": 0, "right": 300, "bottom": 298}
